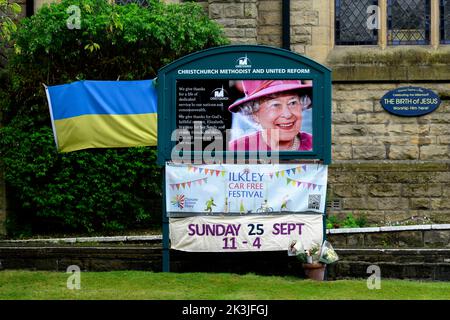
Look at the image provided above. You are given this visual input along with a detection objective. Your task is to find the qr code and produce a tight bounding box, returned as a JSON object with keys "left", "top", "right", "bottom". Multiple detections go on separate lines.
{"left": 308, "top": 194, "right": 321, "bottom": 210}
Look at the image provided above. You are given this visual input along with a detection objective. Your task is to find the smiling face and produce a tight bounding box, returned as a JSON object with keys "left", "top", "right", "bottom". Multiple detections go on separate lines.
{"left": 253, "top": 92, "right": 303, "bottom": 143}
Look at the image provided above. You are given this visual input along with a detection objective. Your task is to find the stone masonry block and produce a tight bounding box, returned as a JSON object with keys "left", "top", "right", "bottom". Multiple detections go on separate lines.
{"left": 388, "top": 145, "right": 419, "bottom": 160}
{"left": 291, "top": 35, "right": 311, "bottom": 45}
{"left": 384, "top": 211, "right": 413, "bottom": 224}
{"left": 353, "top": 146, "right": 386, "bottom": 160}
{"left": 257, "top": 26, "right": 281, "bottom": 35}
{"left": 443, "top": 185, "right": 450, "bottom": 197}
{"left": 333, "top": 136, "right": 372, "bottom": 146}
{"left": 223, "top": 3, "right": 244, "bottom": 18}
{"left": 437, "top": 136, "right": 450, "bottom": 144}
{"left": 311, "top": 26, "right": 332, "bottom": 47}
{"left": 397, "top": 231, "right": 424, "bottom": 247}
{"left": 435, "top": 172, "right": 450, "bottom": 183}
{"left": 291, "top": 0, "right": 313, "bottom": 11}
{"left": 259, "top": 11, "right": 281, "bottom": 25}
{"left": 336, "top": 100, "right": 374, "bottom": 113}
{"left": 376, "top": 198, "right": 409, "bottom": 210}
{"left": 439, "top": 100, "right": 450, "bottom": 112}
{"left": 368, "top": 184, "right": 402, "bottom": 197}
{"left": 298, "top": 10, "right": 319, "bottom": 26}
{"left": 235, "top": 19, "right": 257, "bottom": 28}
{"left": 228, "top": 37, "right": 256, "bottom": 45}
{"left": 333, "top": 184, "right": 368, "bottom": 198}
{"left": 332, "top": 145, "right": 352, "bottom": 160}
{"left": 342, "top": 198, "right": 377, "bottom": 210}
{"left": 386, "top": 124, "right": 403, "bottom": 135}
{"left": 258, "top": 34, "right": 281, "bottom": 45}
{"left": 402, "top": 124, "right": 430, "bottom": 135}
{"left": 334, "top": 90, "right": 387, "bottom": 101}
{"left": 359, "top": 211, "right": 386, "bottom": 225}
{"left": 430, "top": 124, "right": 450, "bottom": 135}
{"left": 357, "top": 113, "right": 391, "bottom": 124}
{"left": 292, "top": 26, "right": 311, "bottom": 35}
{"left": 244, "top": 3, "right": 257, "bottom": 18}
{"left": 209, "top": 3, "right": 224, "bottom": 19}
{"left": 409, "top": 198, "right": 431, "bottom": 210}
{"left": 291, "top": 43, "right": 306, "bottom": 54}
{"left": 423, "top": 231, "right": 450, "bottom": 248}
{"left": 364, "top": 232, "right": 398, "bottom": 248}
{"left": 334, "top": 125, "right": 368, "bottom": 136}
{"left": 373, "top": 136, "right": 411, "bottom": 145}
{"left": 429, "top": 211, "right": 450, "bottom": 224}
{"left": 388, "top": 116, "right": 419, "bottom": 124}
{"left": 258, "top": 1, "right": 281, "bottom": 12}
{"left": 327, "top": 234, "right": 348, "bottom": 247}
{"left": 333, "top": 113, "right": 357, "bottom": 124}
{"left": 215, "top": 18, "right": 237, "bottom": 28}
{"left": 378, "top": 172, "right": 435, "bottom": 184}
{"left": 410, "top": 136, "right": 436, "bottom": 145}
{"left": 224, "top": 28, "right": 246, "bottom": 38}
{"left": 420, "top": 146, "right": 449, "bottom": 160}
{"left": 366, "top": 124, "right": 387, "bottom": 135}
{"left": 402, "top": 184, "right": 442, "bottom": 197}
{"left": 426, "top": 114, "right": 450, "bottom": 124}
{"left": 430, "top": 198, "right": 450, "bottom": 210}
{"left": 346, "top": 234, "right": 365, "bottom": 247}
{"left": 245, "top": 28, "right": 257, "bottom": 38}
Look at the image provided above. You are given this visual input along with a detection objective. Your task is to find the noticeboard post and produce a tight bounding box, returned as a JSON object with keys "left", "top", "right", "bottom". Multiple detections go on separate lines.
{"left": 157, "top": 45, "right": 332, "bottom": 272}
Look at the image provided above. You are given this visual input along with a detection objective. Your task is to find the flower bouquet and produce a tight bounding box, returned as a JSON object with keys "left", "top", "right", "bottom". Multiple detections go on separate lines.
{"left": 318, "top": 240, "right": 339, "bottom": 264}
{"left": 288, "top": 240, "right": 339, "bottom": 281}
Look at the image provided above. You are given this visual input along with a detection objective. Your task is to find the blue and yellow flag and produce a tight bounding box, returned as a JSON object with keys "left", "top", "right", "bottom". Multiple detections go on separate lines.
{"left": 45, "top": 80, "right": 157, "bottom": 153}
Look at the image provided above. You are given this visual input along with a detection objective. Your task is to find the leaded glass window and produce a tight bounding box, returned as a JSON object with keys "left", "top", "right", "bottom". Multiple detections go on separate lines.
{"left": 335, "top": 0, "right": 379, "bottom": 45}
{"left": 387, "top": 0, "right": 431, "bottom": 45}
{"left": 441, "top": 0, "right": 450, "bottom": 44}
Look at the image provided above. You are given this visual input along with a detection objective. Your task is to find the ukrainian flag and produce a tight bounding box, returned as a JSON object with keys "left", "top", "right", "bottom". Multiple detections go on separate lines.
{"left": 45, "top": 80, "right": 157, "bottom": 153}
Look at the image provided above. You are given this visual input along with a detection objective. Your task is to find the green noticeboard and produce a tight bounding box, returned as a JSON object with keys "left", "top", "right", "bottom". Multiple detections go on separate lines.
{"left": 157, "top": 45, "right": 332, "bottom": 272}
{"left": 157, "top": 45, "right": 332, "bottom": 165}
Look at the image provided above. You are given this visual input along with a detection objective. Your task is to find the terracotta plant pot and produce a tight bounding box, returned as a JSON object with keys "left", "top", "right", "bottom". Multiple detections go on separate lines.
{"left": 302, "top": 263, "right": 326, "bottom": 281}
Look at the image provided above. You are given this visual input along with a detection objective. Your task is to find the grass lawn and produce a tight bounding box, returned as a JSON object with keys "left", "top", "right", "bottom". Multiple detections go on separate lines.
{"left": 0, "top": 270, "right": 449, "bottom": 300}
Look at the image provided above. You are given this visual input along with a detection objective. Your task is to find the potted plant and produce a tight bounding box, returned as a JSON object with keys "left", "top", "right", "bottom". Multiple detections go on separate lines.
{"left": 292, "top": 241, "right": 339, "bottom": 281}
{"left": 301, "top": 244, "right": 326, "bottom": 281}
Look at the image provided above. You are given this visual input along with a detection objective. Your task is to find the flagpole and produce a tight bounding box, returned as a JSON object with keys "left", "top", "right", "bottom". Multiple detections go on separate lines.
{"left": 43, "top": 84, "right": 59, "bottom": 150}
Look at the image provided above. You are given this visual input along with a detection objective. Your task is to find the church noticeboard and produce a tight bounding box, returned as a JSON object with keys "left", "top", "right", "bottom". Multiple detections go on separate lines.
{"left": 156, "top": 45, "right": 332, "bottom": 263}
{"left": 157, "top": 45, "right": 332, "bottom": 165}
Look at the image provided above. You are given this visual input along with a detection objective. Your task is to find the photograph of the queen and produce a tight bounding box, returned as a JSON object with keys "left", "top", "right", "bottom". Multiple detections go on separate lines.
{"left": 228, "top": 80, "right": 313, "bottom": 152}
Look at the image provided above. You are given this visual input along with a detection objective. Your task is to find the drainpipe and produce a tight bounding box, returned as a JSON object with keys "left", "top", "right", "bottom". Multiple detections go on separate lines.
{"left": 282, "top": 0, "right": 291, "bottom": 50}
{"left": 26, "top": 0, "right": 34, "bottom": 17}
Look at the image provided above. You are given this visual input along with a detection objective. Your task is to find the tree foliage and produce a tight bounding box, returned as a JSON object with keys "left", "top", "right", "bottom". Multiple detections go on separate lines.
{"left": 0, "top": 0, "right": 228, "bottom": 236}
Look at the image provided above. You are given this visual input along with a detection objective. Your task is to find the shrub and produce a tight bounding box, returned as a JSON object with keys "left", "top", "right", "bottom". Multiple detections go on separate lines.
{"left": 326, "top": 213, "right": 368, "bottom": 229}
{"left": 0, "top": 0, "right": 229, "bottom": 236}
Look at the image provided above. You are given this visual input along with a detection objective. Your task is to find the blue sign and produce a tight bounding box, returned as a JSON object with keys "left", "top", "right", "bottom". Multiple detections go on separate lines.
{"left": 381, "top": 86, "right": 441, "bottom": 117}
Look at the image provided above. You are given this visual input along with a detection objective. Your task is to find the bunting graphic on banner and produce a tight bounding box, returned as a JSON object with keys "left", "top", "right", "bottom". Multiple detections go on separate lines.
{"left": 286, "top": 177, "right": 323, "bottom": 191}
{"left": 184, "top": 165, "right": 307, "bottom": 180}
{"left": 266, "top": 166, "right": 303, "bottom": 179}
{"left": 169, "top": 177, "right": 208, "bottom": 190}
{"left": 187, "top": 165, "right": 226, "bottom": 177}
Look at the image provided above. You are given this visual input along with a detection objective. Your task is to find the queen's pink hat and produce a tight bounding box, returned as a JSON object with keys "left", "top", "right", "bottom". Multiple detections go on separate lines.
{"left": 228, "top": 80, "right": 312, "bottom": 112}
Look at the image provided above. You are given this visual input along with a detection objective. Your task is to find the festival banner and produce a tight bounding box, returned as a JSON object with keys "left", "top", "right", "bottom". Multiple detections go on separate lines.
{"left": 166, "top": 163, "right": 328, "bottom": 216}
{"left": 169, "top": 214, "right": 324, "bottom": 252}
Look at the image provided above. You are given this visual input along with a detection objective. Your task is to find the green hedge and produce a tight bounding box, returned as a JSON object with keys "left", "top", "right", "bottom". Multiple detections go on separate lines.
{"left": 0, "top": 0, "right": 228, "bottom": 236}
